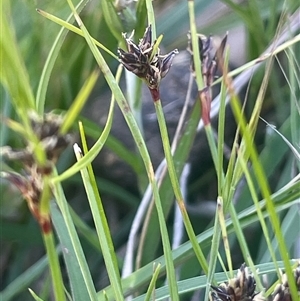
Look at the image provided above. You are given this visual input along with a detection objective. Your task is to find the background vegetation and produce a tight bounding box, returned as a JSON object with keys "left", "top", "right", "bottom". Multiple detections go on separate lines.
{"left": 1, "top": 0, "right": 299, "bottom": 300}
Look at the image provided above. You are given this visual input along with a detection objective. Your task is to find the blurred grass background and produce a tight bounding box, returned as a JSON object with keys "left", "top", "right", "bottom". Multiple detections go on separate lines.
{"left": 1, "top": 0, "right": 299, "bottom": 300}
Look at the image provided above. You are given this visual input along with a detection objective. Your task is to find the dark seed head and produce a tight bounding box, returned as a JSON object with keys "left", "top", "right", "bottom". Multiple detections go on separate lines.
{"left": 118, "top": 24, "right": 178, "bottom": 92}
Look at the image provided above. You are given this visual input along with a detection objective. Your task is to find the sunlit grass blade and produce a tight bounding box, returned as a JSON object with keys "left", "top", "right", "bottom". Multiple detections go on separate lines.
{"left": 217, "top": 197, "right": 233, "bottom": 276}
{"left": 236, "top": 147, "right": 279, "bottom": 287}
{"left": 187, "top": 0, "right": 203, "bottom": 90}
{"left": 203, "top": 200, "right": 221, "bottom": 301}
{"left": 28, "top": 289, "right": 45, "bottom": 301}
{"left": 77, "top": 117, "right": 142, "bottom": 174}
{"left": 36, "top": 9, "right": 118, "bottom": 61}
{"left": 51, "top": 69, "right": 117, "bottom": 183}
{"left": 35, "top": 0, "right": 91, "bottom": 114}
{"left": 227, "top": 202, "right": 266, "bottom": 289}
{"left": 60, "top": 69, "right": 100, "bottom": 134}
{"left": 287, "top": 46, "right": 300, "bottom": 166}
{"left": 52, "top": 175, "right": 98, "bottom": 301}
{"left": 73, "top": 140, "right": 124, "bottom": 301}
{"left": 51, "top": 202, "right": 91, "bottom": 300}
{"left": 0, "top": 2, "right": 35, "bottom": 119}
{"left": 68, "top": 205, "right": 101, "bottom": 252}
{"left": 1, "top": 118, "right": 31, "bottom": 139}
{"left": 143, "top": 263, "right": 161, "bottom": 301}
{"left": 217, "top": 56, "right": 229, "bottom": 195}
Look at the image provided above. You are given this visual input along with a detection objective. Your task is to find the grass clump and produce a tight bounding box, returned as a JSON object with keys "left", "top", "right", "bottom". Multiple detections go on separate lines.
{"left": 0, "top": 0, "right": 299, "bottom": 300}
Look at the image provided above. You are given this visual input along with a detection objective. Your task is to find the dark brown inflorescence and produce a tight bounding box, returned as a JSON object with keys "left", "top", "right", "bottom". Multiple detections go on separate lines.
{"left": 210, "top": 264, "right": 265, "bottom": 301}
{"left": 210, "top": 263, "right": 300, "bottom": 301}
{"left": 118, "top": 24, "right": 178, "bottom": 101}
{"left": 187, "top": 33, "right": 227, "bottom": 125}
{"left": 271, "top": 264, "right": 300, "bottom": 301}
{"left": 1, "top": 112, "right": 72, "bottom": 232}
{"left": 2, "top": 112, "right": 72, "bottom": 167}
{"left": 187, "top": 33, "right": 227, "bottom": 88}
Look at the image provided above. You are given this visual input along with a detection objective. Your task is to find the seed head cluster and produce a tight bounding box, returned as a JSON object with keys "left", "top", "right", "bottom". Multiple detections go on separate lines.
{"left": 210, "top": 263, "right": 300, "bottom": 301}
{"left": 1, "top": 112, "right": 72, "bottom": 230}
{"left": 118, "top": 25, "right": 178, "bottom": 94}
{"left": 187, "top": 33, "right": 227, "bottom": 125}
{"left": 272, "top": 264, "right": 300, "bottom": 301}
{"left": 210, "top": 264, "right": 265, "bottom": 301}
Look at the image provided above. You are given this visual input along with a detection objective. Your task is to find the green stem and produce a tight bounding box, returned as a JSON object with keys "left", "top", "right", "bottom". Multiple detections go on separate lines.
{"left": 187, "top": 0, "right": 204, "bottom": 89}
{"left": 144, "top": 263, "right": 161, "bottom": 301}
{"left": 43, "top": 230, "right": 66, "bottom": 301}
{"left": 204, "top": 205, "right": 221, "bottom": 301}
{"left": 40, "top": 177, "right": 66, "bottom": 301}
{"left": 228, "top": 202, "right": 263, "bottom": 290}
{"left": 217, "top": 197, "right": 233, "bottom": 277}
{"left": 154, "top": 99, "right": 208, "bottom": 274}
{"left": 204, "top": 124, "right": 220, "bottom": 178}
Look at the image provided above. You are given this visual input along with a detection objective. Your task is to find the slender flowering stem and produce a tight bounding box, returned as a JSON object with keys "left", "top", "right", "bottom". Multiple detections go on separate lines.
{"left": 154, "top": 97, "right": 208, "bottom": 274}
{"left": 61, "top": 8, "right": 181, "bottom": 297}
{"left": 118, "top": 24, "right": 208, "bottom": 273}
{"left": 43, "top": 229, "right": 66, "bottom": 301}
{"left": 40, "top": 179, "right": 66, "bottom": 301}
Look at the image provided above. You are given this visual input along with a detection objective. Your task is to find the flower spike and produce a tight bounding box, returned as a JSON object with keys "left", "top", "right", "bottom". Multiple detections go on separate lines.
{"left": 118, "top": 24, "right": 178, "bottom": 101}
{"left": 188, "top": 33, "right": 227, "bottom": 125}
